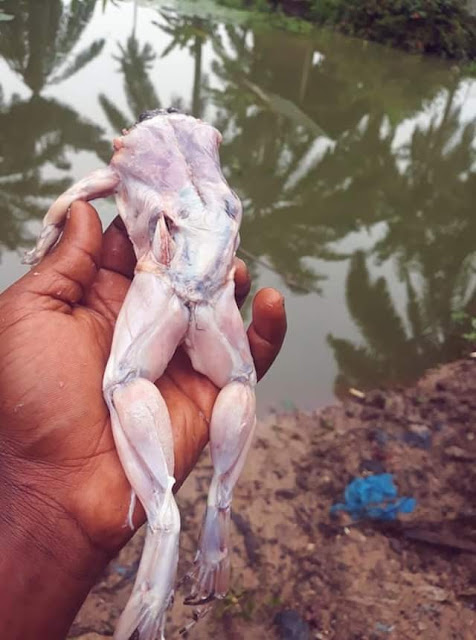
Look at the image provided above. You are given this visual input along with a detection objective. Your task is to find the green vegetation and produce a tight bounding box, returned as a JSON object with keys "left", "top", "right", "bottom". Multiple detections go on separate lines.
{"left": 462, "top": 59, "right": 476, "bottom": 74}
{"left": 213, "top": 587, "right": 286, "bottom": 623}
{"left": 217, "top": 0, "right": 314, "bottom": 33}
{"left": 217, "top": 0, "right": 476, "bottom": 58}
{"left": 451, "top": 311, "right": 476, "bottom": 344}
{"left": 214, "top": 588, "right": 257, "bottom": 621}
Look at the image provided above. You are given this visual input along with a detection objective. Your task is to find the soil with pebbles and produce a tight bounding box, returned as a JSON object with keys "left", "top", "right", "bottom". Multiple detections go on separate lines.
{"left": 70, "top": 358, "right": 476, "bottom": 640}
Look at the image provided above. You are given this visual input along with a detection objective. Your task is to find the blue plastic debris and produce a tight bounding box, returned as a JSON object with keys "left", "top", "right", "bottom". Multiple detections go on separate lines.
{"left": 330, "top": 473, "right": 416, "bottom": 521}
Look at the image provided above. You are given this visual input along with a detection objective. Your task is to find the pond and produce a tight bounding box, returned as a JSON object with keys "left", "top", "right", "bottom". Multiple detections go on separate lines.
{"left": 1, "top": 0, "right": 476, "bottom": 415}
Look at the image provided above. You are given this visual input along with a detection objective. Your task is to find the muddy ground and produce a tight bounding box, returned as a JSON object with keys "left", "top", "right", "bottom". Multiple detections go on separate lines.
{"left": 70, "top": 358, "right": 476, "bottom": 640}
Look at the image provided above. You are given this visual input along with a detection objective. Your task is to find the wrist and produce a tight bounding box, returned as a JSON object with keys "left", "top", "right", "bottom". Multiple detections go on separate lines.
{"left": 0, "top": 455, "right": 112, "bottom": 640}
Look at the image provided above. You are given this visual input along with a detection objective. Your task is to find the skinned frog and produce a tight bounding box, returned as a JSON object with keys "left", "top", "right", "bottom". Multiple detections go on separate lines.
{"left": 24, "top": 109, "right": 257, "bottom": 640}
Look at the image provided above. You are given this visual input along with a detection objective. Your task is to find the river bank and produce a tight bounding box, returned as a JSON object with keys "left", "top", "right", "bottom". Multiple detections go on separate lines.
{"left": 215, "top": 0, "right": 476, "bottom": 60}
{"left": 71, "top": 356, "right": 476, "bottom": 639}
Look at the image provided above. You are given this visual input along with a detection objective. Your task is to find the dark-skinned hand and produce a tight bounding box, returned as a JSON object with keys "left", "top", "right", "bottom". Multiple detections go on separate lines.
{"left": 0, "top": 201, "right": 286, "bottom": 561}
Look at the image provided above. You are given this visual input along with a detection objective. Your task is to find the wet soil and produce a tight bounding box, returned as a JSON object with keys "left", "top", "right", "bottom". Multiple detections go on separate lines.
{"left": 70, "top": 357, "right": 476, "bottom": 640}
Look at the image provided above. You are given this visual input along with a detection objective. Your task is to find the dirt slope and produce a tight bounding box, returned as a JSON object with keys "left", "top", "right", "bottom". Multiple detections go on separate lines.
{"left": 70, "top": 358, "right": 476, "bottom": 640}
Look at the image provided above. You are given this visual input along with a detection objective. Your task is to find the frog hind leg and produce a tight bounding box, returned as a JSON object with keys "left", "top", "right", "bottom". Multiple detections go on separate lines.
{"left": 103, "top": 272, "right": 189, "bottom": 640}
{"left": 109, "top": 386, "right": 179, "bottom": 640}
{"left": 23, "top": 166, "right": 120, "bottom": 265}
{"left": 183, "top": 281, "right": 257, "bottom": 604}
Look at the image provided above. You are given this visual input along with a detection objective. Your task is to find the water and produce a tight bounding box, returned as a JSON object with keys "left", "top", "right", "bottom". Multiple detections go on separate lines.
{"left": 1, "top": 0, "right": 475, "bottom": 414}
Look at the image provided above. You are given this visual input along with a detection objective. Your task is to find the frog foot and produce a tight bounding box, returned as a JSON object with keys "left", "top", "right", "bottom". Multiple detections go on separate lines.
{"left": 184, "top": 506, "right": 231, "bottom": 605}
{"left": 184, "top": 554, "right": 230, "bottom": 606}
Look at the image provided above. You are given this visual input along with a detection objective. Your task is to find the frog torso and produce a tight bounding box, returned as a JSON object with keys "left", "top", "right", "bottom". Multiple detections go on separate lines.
{"left": 25, "top": 109, "right": 258, "bottom": 640}
{"left": 110, "top": 110, "right": 242, "bottom": 301}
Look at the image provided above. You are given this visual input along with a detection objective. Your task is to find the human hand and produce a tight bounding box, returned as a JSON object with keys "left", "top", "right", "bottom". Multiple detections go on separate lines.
{"left": 0, "top": 202, "right": 286, "bottom": 559}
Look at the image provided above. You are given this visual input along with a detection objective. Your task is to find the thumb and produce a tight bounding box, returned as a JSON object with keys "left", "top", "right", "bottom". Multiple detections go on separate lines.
{"left": 23, "top": 201, "right": 103, "bottom": 305}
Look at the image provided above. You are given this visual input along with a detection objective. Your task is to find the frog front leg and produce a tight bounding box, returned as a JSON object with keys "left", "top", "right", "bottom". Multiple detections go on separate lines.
{"left": 183, "top": 280, "right": 257, "bottom": 604}
{"left": 23, "top": 166, "right": 120, "bottom": 265}
{"left": 103, "top": 272, "right": 189, "bottom": 640}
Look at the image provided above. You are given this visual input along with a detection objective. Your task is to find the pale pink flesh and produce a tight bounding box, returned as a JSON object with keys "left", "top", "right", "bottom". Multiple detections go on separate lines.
{"left": 22, "top": 167, "right": 120, "bottom": 265}
{"left": 24, "top": 112, "right": 257, "bottom": 640}
{"left": 183, "top": 280, "right": 256, "bottom": 603}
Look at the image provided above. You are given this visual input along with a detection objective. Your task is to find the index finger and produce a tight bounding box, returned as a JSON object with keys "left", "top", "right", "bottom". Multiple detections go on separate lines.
{"left": 101, "top": 216, "right": 136, "bottom": 279}
{"left": 234, "top": 258, "right": 251, "bottom": 308}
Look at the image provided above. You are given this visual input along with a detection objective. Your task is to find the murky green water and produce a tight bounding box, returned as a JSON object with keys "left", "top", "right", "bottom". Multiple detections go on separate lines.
{"left": 1, "top": 0, "right": 476, "bottom": 414}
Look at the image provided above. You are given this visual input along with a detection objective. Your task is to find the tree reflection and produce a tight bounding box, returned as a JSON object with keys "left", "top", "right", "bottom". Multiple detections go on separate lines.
{"left": 2, "top": 2, "right": 475, "bottom": 391}
{"left": 158, "top": 10, "right": 216, "bottom": 117}
{"left": 208, "top": 24, "right": 335, "bottom": 293}
{"left": 0, "top": 0, "right": 104, "bottom": 94}
{"left": 0, "top": 90, "right": 108, "bottom": 249}
{"left": 328, "top": 86, "right": 476, "bottom": 391}
{"left": 99, "top": 34, "right": 161, "bottom": 132}
{"left": 206, "top": 23, "right": 476, "bottom": 385}
{"left": 0, "top": 0, "right": 109, "bottom": 254}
